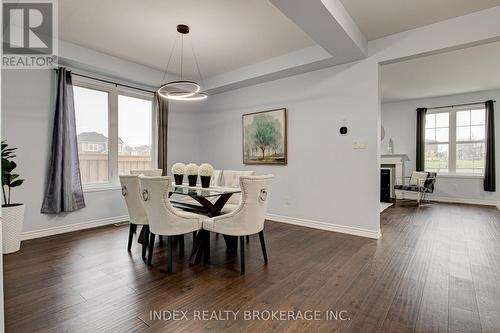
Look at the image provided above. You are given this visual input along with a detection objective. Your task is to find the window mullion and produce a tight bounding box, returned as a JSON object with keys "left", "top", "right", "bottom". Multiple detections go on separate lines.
{"left": 108, "top": 88, "right": 119, "bottom": 184}
{"left": 449, "top": 111, "right": 457, "bottom": 173}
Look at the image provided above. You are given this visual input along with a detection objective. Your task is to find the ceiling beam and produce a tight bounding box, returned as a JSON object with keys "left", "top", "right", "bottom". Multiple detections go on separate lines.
{"left": 204, "top": 45, "right": 333, "bottom": 94}
{"left": 270, "top": 0, "right": 367, "bottom": 63}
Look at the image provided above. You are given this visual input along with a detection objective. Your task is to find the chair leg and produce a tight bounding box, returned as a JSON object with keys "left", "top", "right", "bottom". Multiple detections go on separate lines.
{"left": 159, "top": 235, "right": 164, "bottom": 246}
{"left": 246, "top": 235, "right": 250, "bottom": 242}
{"left": 142, "top": 226, "right": 149, "bottom": 260}
{"left": 258, "top": 230, "right": 268, "bottom": 263}
{"left": 179, "top": 234, "right": 185, "bottom": 257}
{"left": 127, "top": 223, "right": 136, "bottom": 252}
{"left": 203, "top": 231, "right": 210, "bottom": 264}
{"left": 240, "top": 236, "right": 245, "bottom": 275}
{"left": 148, "top": 232, "right": 155, "bottom": 265}
{"left": 167, "top": 236, "right": 173, "bottom": 273}
{"left": 193, "top": 231, "right": 197, "bottom": 239}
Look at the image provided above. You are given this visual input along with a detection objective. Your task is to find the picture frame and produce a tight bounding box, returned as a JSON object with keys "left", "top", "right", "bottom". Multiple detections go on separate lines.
{"left": 242, "top": 108, "right": 287, "bottom": 165}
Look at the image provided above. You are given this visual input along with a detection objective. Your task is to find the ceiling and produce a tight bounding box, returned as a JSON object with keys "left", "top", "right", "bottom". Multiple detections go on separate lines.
{"left": 58, "top": 0, "right": 500, "bottom": 84}
{"left": 59, "top": 0, "right": 315, "bottom": 79}
{"left": 381, "top": 41, "right": 500, "bottom": 103}
{"left": 340, "top": 0, "right": 500, "bottom": 40}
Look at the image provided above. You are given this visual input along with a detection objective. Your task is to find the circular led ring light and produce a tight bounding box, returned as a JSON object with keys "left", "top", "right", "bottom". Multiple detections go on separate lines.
{"left": 157, "top": 80, "right": 200, "bottom": 99}
{"left": 166, "top": 92, "right": 207, "bottom": 101}
{"left": 177, "top": 92, "right": 208, "bottom": 101}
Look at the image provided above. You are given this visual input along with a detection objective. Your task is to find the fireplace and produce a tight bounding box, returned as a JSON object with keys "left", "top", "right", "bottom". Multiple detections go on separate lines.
{"left": 380, "top": 168, "right": 391, "bottom": 202}
{"left": 380, "top": 154, "right": 408, "bottom": 201}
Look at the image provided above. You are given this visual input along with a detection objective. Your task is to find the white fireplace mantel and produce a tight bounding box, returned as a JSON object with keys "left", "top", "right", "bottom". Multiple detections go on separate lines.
{"left": 380, "top": 154, "right": 409, "bottom": 185}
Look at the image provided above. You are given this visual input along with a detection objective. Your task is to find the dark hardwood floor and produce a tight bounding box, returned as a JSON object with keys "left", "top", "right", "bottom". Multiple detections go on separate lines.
{"left": 4, "top": 203, "right": 500, "bottom": 332}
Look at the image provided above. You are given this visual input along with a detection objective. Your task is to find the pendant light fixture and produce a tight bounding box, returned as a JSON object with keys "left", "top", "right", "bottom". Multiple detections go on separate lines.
{"left": 157, "top": 24, "right": 207, "bottom": 101}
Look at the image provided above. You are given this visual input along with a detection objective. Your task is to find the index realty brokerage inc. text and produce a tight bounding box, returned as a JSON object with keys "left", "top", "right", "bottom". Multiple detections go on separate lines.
{"left": 150, "top": 310, "right": 350, "bottom": 321}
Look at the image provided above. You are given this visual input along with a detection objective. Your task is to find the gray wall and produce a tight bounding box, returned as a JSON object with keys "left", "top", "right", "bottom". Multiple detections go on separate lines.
{"left": 196, "top": 61, "right": 381, "bottom": 234}
{"left": 1, "top": 69, "right": 198, "bottom": 233}
{"left": 1, "top": 70, "right": 128, "bottom": 232}
{"left": 381, "top": 89, "right": 500, "bottom": 204}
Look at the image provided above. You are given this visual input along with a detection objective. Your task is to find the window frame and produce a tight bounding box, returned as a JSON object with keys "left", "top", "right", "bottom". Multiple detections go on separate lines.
{"left": 73, "top": 76, "right": 157, "bottom": 191}
{"left": 425, "top": 105, "right": 486, "bottom": 177}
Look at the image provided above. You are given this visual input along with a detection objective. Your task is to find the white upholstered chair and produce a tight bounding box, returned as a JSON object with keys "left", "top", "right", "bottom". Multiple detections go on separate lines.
{"left": 220, "top": 170, "right": 255, "bottom": 212}
{"left": 139, "top": 176, "right": 206, "bottom": 273}
{"left": 119, "top": 175, "right": 151, "bottom": 260}
{"left": 211, "top": 170, "right": 222, "bottom": 187}
{"left": 203, "top": 175, "right": 273, "bottom": 274}
{"left": 130, "top": 169, "right": 163, "bottom": 176}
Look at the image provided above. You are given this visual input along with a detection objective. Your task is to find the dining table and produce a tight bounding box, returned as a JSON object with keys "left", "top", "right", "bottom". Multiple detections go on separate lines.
{"left": 139, "top": 184, "right": 241, "bottom": 265}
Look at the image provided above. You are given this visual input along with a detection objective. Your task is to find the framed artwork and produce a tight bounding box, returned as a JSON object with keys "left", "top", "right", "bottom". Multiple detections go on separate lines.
{"left": 242, "top": 108, "right": 287, "bottom": 165}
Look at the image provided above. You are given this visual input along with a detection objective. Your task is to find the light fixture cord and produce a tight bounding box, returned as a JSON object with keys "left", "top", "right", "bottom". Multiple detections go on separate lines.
{"left": 189, "top": 36, "right": 205, "bottom": 87}
{"left": 161, "top": 34, "right": 178, "bottom": 85}
{"left": 180, "top": 34, "right": 184, "bottom": 80}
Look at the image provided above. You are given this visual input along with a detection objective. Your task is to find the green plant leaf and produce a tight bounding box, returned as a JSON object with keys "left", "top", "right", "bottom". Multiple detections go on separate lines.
{"left": 10, "top": 179, "right": 24, "bottom": 187}
{"left": 4, "top": 161, "right": 16, "bottom": 173}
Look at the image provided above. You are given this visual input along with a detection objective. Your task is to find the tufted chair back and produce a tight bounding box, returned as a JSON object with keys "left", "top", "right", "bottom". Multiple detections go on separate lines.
{"left": 211, "top": 170, "right": 222, "bottom": 187}
{"left": 119, "top": 175, "right": 148, "bottom": 225}
{"left": 138, "top": 176, "right": 203, "bottom": 236}
{"left": 130, "top": 169, "right": 163, "bottom": 176}
{"left": 223, "top": 170, "right": 255, "bottom": 205}
{"left": 206, "top": 175, "right": 273, "bottom": 236}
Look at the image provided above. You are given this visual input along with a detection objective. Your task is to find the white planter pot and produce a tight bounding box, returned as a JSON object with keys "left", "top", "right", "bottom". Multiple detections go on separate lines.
{"left": 2, "top": 204, "right": 24, "bottom": 254}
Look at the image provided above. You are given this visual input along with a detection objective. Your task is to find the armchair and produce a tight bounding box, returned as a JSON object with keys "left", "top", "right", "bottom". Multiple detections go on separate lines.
{"left": 119, "top": 175, "right": 150, "bottom": 259}
{"left": 130, "top": 169, "right": 163, "bottom": 176}
{"left": 139, "top": 176, "right": 205, "bottom": 273}
{"left": 203, "top": 175, "right": 273, "bottom": 274}
{"left": 394, "top": 171, "right": 437, "bottom": 206}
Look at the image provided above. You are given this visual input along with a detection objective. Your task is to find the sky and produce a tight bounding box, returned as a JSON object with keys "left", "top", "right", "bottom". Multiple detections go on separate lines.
{"left": 74, "top": 86, "right": 152, "bottom": 147}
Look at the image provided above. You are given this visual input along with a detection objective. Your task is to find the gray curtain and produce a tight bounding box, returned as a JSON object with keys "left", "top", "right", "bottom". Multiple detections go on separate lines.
{"left": 416, "top": 108, "right": 427, "bottom": 171}
{"left": 484, "top": 100, "right": 495, "bottom": 192}
{"left": 41, "top": 68, "right": 85, "bottom": 213}
{"left": 155, "top": 93, "right": 169, "bottom": 175}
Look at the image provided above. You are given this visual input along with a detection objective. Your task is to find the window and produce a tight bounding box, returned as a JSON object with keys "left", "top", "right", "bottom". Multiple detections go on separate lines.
{"left": 425, "top": 107, "right": 486, "bottom": 175}
{"left": 118, "top": 95, "right": 153, "bottom": 175}
{"left": 86, "top": 143, "right": 99, "bottom": 152}
{"left": 73, "top": 77, "right": 156, "bottom": 189}
{"left": 74, "top": 86, "right": 109, "bottom": 184}
{"left": 425, "top": 112, "right": 449, "bottom": 173}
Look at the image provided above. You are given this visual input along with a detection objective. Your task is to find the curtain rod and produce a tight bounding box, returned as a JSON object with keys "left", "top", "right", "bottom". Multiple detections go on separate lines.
{"left": 426, "top": 100, "right": 496, "bottom": 111}
{"left": 52, "top": 68, "right": 156, "bottom": 94}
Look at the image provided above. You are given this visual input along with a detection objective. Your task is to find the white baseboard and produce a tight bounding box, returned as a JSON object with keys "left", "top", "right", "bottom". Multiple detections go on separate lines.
{"left": 20, "top": 213, "right": 381, "bottom": 241}
{"left": 432, "top": 196, "right": 499, "bottom": 207}
{"left": 21, "top": 215, "right": 129, "bottom": 240}
{"left": 266, "top": 214, "right": 381, "bottom": 239}
{"left": 395, "top": 191, "right": 499, "bottom": 207}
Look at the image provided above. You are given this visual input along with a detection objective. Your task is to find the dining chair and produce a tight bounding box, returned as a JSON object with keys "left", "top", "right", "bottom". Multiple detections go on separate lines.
{"left": 130, "top": 169, "right": 163, "bottom": 176}
{"left": 211, "top": 170, "right": 222, "bottom": 187}
{"left": 139, "top": 176, "right": 206, "bottom": 273}
{"left": 221, "top": 170, "right": 255, "bottom": 211}
{"left": 119, "top": 175, "right": 151, "bottom": 260}
{"left": 203, "top": 175, "right": 273, "bottom": 275}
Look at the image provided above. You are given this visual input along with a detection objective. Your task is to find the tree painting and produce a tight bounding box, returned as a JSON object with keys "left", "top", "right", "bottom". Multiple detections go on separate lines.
{"left": 243, "top": 109, "right": 287, "bottom": 164}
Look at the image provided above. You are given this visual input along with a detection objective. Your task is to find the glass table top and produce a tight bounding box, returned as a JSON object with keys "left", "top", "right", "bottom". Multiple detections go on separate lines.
{"left": 170, "top": 184, "right": 241, "bottom": 198}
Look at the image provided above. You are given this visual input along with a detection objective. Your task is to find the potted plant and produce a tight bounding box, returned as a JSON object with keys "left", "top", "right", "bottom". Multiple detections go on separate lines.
{"left": 199, "top": 163, "right": 214, "bottom": 188}
{"left": 2, "top": 141, "right": 25, "bottom": 254}
{"left": 186, "top": 163, "right": 199, "bottom": 186}
{"left": 171, "top": 162, "right": 186, "bottom": 185}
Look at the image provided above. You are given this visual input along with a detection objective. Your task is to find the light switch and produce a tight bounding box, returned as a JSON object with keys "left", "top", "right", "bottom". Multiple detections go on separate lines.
{"left": 353, "top": 140, "right": 367, "bottom": 149}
